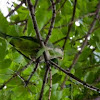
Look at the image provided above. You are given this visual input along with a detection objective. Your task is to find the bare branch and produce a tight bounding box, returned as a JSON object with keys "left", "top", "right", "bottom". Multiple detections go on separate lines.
{"left": 26, "top": 0, "right": 50, "bottom": 61}
{"left": 6, "top": 0, "right": 25, "bottom": 18}
{"left": 63, "top": 0, "right": 77, "bottom": 49}
{"left": 50, "top": 61, "right": 100, "bottom": 93}
{"left": 0, "top": 60, "right": 34, "bottom": 90}
{"left": 83, "top": 64, "right": 100, "bottom": 70}
{"left": 17, "top": 74, "right": 27, "bottom": 85}
{"left": 25, "top": 59, "right": 40, "bottom": 86}
{"left": 52, "top": 12, "right": 96, "bottom": 29}
{"left": 48, "top": 0, "right": 61, "bottom": 10}
{"left": 41, "top": 0, "right": 67, "bottom": 31}
{"left": 61, "top": 2, "right": 100, "bottom": 87}
{"left": 26, "top": 1, "right": 51, "bottom": 99}
{"left": 92, "top": 25, "right": 100, "bottom": 32}
{"left": 52, "top": 12, "right": 96, "bottom": 44}
{"left": 10, "top": 19, "right": 27, "bottom": 25}
{"left": 34, "top": 0, "right": 39, "bottom": 10}
{"left": 61, "top": 75, "right": 68, "bottom": 89}
{"left": 26, "top": 0, "right": 43, "bottom": 43}
{"left": 48, "top": 67, "right": 52, "bottom": 100}
{"left": 57, "top": 0, "right": 67, "bottom": 13}
{"left": 39, "top": 64, "right": 50, "bottom": 100}
{"left": 41, "top": 18, "right": 52, "bottom": 31}
{"left": 45, "top": 0, "right": 56, "bottom": 44}
{"left": 23, "top": 21, "right": 27, "bottom": 33}
{"left": 53, "top": 37, "right": 66, "bottom": 44}
{"left": 69, "top": 1, "right": 100, "bottom": 70}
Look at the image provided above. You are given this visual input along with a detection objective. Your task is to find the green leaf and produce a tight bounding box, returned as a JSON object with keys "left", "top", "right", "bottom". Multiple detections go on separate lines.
{"left": 0, "top": 69, "right": 13, "bottom": 81}
{"left": 0, "top": 12, "right": 9, "bottom": 33}
{"left": 27, "top": 16, "right": 35, "bottom": 36}
{"left": 52, "top": 83, "right": 59, "bottom": 91}
{"left": 9, "top": 48, "right": 26, "bottom": 64}
{"left": 0, "top": 38, "right": 7, "bottom": 61}
{"left": 51, "top": 91, "right": 63, "bottom": 100}
{"left": 0, "top": 59, "right": 12, "bottom": 69}
{"left": 36, "top": 0, "right": 51, "bottom": 30}
{"left": 53, "top": 74, "right": 62, "bottom": 84}
{"left": 7, "top": 25, "right": 21, "bottom": 36}
{"left": 36, "top": 47, "right": 45, "bottom": 59}
{"left": 84, "top": 72, "right": 95, "bottom": 84}
{"left": 96, "top": 42, "right": 100, "bottom": 50}
{"left": 0, "top": 0, "right": 100, "bottom": 99}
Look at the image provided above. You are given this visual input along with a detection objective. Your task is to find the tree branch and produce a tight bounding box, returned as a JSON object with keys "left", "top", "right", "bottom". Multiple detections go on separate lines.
{"left": 69, "top": 1, "right": 100, "bottom": 70}
{"left": 52, "top": 12, "right": 96, "bottom": 44}
{"left": 34, "top": 0, "right": 39, "bottom": 10}
{"left": 48, "top": 0, "right": 61, "bottom": 10}
{"left": 26, "top": 1, "right": 52, "bottom": 99}
{"left": 6, "top": 0, "right": 25, "bottom": 18}
{"left": 83, "top": 64, "right": 100, "bottom": 70}
{"left": 45, "top": 0, "right": 56, "bottom": 44}
{"left": 61, "top": 2, "right": 100, "bottom": 89}
{"left": 10, "top": 19, "right": 27, "bottom": 25}
{"left": 39, "top": 64, "right": 50, "bottom": 100}
{"left": 57, "top": 0, "right": 67, "bottom": 13}
{"left": 53, "top": 12, "right": 96, "bottom": 29}
{"left": 48, "top": 67, "right": 52, "bottom": 100}
{"left": 50, "top": 60, "right": 100, "bottom": 93}
{"left": 25, "top": 58, "right": 40, "bottom": 86}
{"left": 41, "top": 0, "right": 67, "bottom": 31}
{"left": 63, "top": 0, "right": 77, "bottom": 49}
{"left": 0, "top": 60, "right": 34, "bottom": 90}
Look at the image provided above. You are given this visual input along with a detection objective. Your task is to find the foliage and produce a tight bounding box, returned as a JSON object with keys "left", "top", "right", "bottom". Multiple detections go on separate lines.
{"left": 0, "top": 0, "right": 100, "bottom": 100}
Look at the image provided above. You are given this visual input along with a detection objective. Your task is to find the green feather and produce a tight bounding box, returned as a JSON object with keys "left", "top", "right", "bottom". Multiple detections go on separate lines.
{"left": 0, "top": 31, "right": 63, "bottom": 61}
{"left": 0, "top": 31, "right": 40, "bottom": 59}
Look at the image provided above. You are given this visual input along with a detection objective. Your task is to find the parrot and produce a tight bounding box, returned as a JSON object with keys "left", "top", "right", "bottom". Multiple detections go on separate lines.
{"left": 0, "top": 31, "right": 63, "bottom": 61}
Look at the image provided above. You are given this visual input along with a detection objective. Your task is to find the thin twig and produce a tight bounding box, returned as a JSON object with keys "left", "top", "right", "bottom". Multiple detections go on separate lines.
{"left": 73, "top": 35, "right": 86, "bottom": 42}
{"left": 83, "top": 64, "right": 100, "bottom": 70}
{"left": 61, "top": 75, "right": 68, "bottom": 89}
{"left": 63, "top": 0, "right": 77, "bottom": 49}
{"left": 45, "top": 0, "right": 56, "bottom": 44}
{"left": 41, "top": 18, "right": 52, "bottom": 31}
{"left": 41, "top": 0, "right": 67, "bottom": 31}
{"left": 61, "top": 47, "right": 96, "bottom": 89}
{"left": 53, "top": 37, "right": 66, "bottom": 44}
{"left": 53, "top": 12, "right": 96, "bottom": 29}
{"left": 69, "top": 1, "right": 100, "bottom": 70}
{"left": 48, "top": 67, "right": 52, "bottom": 100}
{"left": 26, "top": 0, "right": 49, "bottom": 60}
{"left": 53, "top": 12, "right": 96, "bottom": 44}
{"left": 48, "top": 0, "right": 61, "bottom": 10}
{"left": 42, "top": 1, "right": 95, "bottom": 32}
{"left": 25, "top": 59, "right": 40, "bottom": 86}
{"left": 34, "top": 0, "right": 39, "bottom": 10}
{"left": 26, "top": 0, "right": 43, "bottom": 42}
{"left": 26, "top": 1, "right": 51, "bottom": 99}
{"left": 57, "top": 0, "right": 67, "bottom": 13}
{"left": 61, "top": 1, "right": 100, "bottom": 89}
{"left": 17, "top": 74, "right": 26, "bottom": 85}
{"left": 50, "top": 60, "right": 100, "bottom": 93}
{"left": 0, "top": 60, "right": 34, "bottom": 90}
{"left": 6, "top": 0, "right": 25, "bottom": 18}
{"left": 23, "top": 20, "right": 27, "bottom": 33}
{"left": 39, "top": 64, "right": 50, "bottom": 100}
{"left": 92, "top": 25, "right": 100, "bottom": 32}
{"left": 26, "top": 0, "right": 47, "bottom": 50}
{"left": 10, "top": 19, "right": 27, "bottom": 25}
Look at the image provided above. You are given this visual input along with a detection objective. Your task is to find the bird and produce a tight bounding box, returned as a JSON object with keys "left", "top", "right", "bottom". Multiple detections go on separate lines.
{"left": 0, "top": 31, "right": 63, "bottom": 61}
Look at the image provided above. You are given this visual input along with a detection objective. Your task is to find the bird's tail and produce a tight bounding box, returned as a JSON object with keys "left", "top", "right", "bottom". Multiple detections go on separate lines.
{"left": 0, "top": 31, "right": 12, "bottom": 39}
